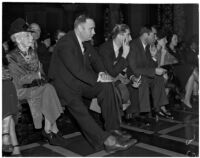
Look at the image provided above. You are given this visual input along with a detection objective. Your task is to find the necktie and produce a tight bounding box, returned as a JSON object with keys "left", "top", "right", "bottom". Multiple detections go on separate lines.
{"left": 118, "top": 47, "right": 123, "bottom": 58}
{"left": 144, "top": 45, "right": 147, "bottom": 52}
{"left": 82, "top": 42, "right": 88, "bottom": 66}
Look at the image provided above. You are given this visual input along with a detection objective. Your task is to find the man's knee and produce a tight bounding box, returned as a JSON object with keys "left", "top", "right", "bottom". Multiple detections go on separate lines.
{"left": 154, "top": 76, "right": 165, "bottom": 86}
{"left": 155, "top": 75, "right": 164, "bottom": 82}
{"left": 68, "top": 99, "right": 87, "bottom": 112}
{"left": 98, "top": 82, "right": 113, "bottom": 92}
{"left": 139, "top": 79, "right": 149, "bottom": 90}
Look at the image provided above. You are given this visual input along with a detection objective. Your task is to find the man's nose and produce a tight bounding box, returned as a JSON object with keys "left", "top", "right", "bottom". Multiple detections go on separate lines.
{"left": 92, "top": 30, "right": 95, "bottom": 35}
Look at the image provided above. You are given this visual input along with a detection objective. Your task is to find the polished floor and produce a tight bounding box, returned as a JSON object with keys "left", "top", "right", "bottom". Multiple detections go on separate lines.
{"left": 3, "top": 97, "right": 199, "bottom": 157}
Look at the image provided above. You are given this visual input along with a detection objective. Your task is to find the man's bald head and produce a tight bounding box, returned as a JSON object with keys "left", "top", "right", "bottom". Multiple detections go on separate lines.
{"left": 28, "top": 23, "right": 41, "bottom": 40}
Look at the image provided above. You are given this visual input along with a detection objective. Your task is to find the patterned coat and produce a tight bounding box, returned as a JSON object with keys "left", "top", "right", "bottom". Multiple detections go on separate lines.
{"left": 7, "top": 48, "right": 63, "bottom": 128}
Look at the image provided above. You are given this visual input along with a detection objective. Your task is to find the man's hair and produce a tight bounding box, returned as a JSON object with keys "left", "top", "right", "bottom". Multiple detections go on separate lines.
{"left": 111, "top": 24, "right": 130, "bottom": 39}
{"left": 156, "top": 28, "right": 167, "bottom": 40}
{"left": 74, "top": 14, "right": 93, "bottom": 28}
{"left": 139, "top": 24, "right": 156, "bottom": 36}
{"left": 28, "top": 23, "right": 41, "bottom": 32}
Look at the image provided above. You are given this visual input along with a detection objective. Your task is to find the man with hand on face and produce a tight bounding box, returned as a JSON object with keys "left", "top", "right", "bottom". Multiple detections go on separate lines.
{"left": 127, "top": 25, "right": 171, "bottom": 121}
{"left": 99, "top": 24, "right": 131, "bottom": 78}
{"left": 49, "top": 14, "right": 137, "bottom": 152}
{"left": 99, "top": 24, "right": 141, "bottom": 119}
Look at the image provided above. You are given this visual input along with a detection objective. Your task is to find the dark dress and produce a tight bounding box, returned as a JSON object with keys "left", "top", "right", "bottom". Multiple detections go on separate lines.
{"left": 167, "top": 47, "right": 194, "bottom": 91}
{"left": 2, "top": 71, "right": 18, "bottom": 119}
{"left": 182, "top": 47, "right": 198, "bottom": 69}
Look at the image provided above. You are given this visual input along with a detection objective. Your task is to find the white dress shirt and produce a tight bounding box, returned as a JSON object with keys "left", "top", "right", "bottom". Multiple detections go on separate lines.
{"left": 75, "top": 32, "right": 85, "bottom": 54}
{"left": 113, "top": 40, "right": 120, "bottom": 58}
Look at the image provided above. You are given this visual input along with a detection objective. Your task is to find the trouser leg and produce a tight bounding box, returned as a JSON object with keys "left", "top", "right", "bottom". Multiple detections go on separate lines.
{"left": 82, "top": 82, "right": 120, "bottom": 131}
{"left": 151, "top": 76, "right": 169, "bottom": 111}
{"left": 138, "top": 77, "right": 151, "bottom": 112}
{"left": 67, "top": 97, "right": 110, "bottom": 148}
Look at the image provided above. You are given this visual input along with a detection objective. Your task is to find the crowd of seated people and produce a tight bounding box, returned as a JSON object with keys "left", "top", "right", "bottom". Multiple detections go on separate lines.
{"left": 2, "top": 14, "right": 198, "bottom": 156}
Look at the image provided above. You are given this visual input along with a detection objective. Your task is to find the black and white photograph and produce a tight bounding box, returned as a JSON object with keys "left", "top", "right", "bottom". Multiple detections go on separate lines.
{"left": 2, "top": 1, "right": 199, "bottom": 157}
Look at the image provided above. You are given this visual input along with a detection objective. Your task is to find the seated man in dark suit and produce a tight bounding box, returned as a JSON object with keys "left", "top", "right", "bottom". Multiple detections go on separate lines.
{"left": 99, "top": 24, "right": 141, "bottom": 119}
{"left": 127, "top": 25, "right": 171, "bottom": 120}
{"left": 48, "top": 14, "right": 137, "bottom": 153}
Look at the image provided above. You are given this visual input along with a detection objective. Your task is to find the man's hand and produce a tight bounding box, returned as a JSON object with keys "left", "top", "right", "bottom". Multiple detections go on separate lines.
{"left": 150, "top": 44, "right": 157, "bottom": 57}
{"left": 155, "top": 67, "right": 167, "bottom": 76}
{"left": 122, "top": 38, "right": 130, "bottom": 59}
{"left": 97, "top": 72, "right": 113, "bottom": 82}
{"left": 131, "top": 75, "right": 141, "bottom": 88}
{"left": 115, "top": 74, "right": 130, "bottom": 84}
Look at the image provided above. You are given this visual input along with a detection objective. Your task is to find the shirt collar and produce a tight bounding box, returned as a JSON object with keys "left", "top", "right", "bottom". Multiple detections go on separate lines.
{"left": 139, "top": 38, "right": 147, "bottom": 50}
{"left": 113, "top": 40, "right": 121, "bottom": 57}
{"left": 141, "top": 41, "right": 147, "bottom": 50}
{"left": 75, "top": 32, "right": 84, "bottom": 53}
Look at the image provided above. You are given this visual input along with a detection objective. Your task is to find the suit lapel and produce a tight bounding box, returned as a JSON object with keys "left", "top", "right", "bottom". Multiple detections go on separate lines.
{"left": 137, "top": 39, "right": 147, "bottom": 61}
{"left": 110, "top": 40, "right": 122, "bottom": 63}
{"left": 138, "top": 39, "right": 146, "bottom": 54}
{"left": 71, "top": 31, "right": 85, "bottom": 63}
{"left": 136, "top": 39, "right": 155, "bottom": 67}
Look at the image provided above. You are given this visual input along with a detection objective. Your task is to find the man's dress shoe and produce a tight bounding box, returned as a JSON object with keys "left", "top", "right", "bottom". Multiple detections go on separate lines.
{"left": 111, "top": 130, "right": 132, "bottom": 141}
{"left": 105, "top": 137, "right": 138, "bottom": 154}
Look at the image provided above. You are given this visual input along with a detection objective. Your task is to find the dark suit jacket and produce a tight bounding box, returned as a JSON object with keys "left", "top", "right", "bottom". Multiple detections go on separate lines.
{"left": 127, "top": 38, "right": 156, "bottom": 78}
{"left": 99, "top": 40, "right": 128, "bottom": 77}
{"left": 83, "top": 42, "right": 105, "bottom": 74}
{"left": 48, "top": 31, "right": 105, "bottom": 96}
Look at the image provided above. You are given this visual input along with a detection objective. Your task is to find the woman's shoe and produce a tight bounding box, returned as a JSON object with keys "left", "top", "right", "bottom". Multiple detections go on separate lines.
{"left": 2, "top": 133, "right": 13, "bottom": 153}
{"left": 54, "top": 131, "right": 69, "bottom": 146}
{"left": 11, "top": 145, "right": 22, "bottom": 157}
{"left": 160, "top": 108, "right": 174, "bottom": 119}
{"left": 11, "top": 153, "right": 22, "bottom": 157}
{"left": 42, "top": 130, "right": 66, "bottom": 146}
{"left": 152, "top": 110, "right": 169, "bottom": 122}
{"left": 181, "top": 100, "right": 192, "bottom": 109}
{"left": 160, "top": 109, "right": 171, "bottom": 116}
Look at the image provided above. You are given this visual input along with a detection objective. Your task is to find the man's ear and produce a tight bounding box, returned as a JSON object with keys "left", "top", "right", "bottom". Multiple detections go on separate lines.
{"left": 78, "top": 24, "right": 84, "bottom": 32}
{"left": 10, "top": 34, "right": 16, "bottom": 42}
{"left": 144, "top": 32, "right": 149, "bottom": 38}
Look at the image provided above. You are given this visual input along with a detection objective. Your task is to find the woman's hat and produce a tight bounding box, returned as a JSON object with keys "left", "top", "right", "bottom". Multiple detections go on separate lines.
{"left": 8, "top": 18, "right": 29, "bottom": 36}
